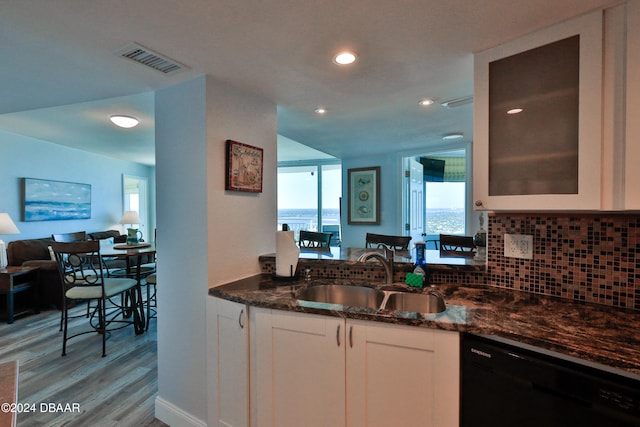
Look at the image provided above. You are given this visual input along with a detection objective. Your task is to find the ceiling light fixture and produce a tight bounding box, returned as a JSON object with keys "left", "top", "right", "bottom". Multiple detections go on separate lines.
{"left": 333, "top": 51, "right": 358, "bottom": 65}
{"left": 314, "top": 107, "right": 327, "bottom": 114}
{"left": 442, "top": 133, "right": 464, "bottom": 140}
{"left": 110, "top": 115, "right": 139, "bottom": 128}
{"left": 418, "top": 98, "right": 435, "bottom": 107}
{"left": 507, "top": 108, "right": 524, "bottom": 115}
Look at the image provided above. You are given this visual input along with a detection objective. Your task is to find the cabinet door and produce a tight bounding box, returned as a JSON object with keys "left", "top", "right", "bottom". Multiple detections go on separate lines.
{"left": 473, "top": 10, "right": 603, "bottom": 210}
{"left": 207, "top": 297, "right": 250, "bottom": 427}
{"left": 346, "top": 320, "right": 459, "bottom": 427}
{"left": 252, "top": 308, "right": 346, "bottom": 427}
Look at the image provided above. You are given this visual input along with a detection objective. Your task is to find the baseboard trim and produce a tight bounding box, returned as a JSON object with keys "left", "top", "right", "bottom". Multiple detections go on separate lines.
{"left": 155, "top": 396, "right": 206, "bottom": 427}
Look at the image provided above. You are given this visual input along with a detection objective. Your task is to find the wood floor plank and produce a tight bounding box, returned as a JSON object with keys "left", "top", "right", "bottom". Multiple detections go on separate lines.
{"left": 0, "top": 304, "right": 166, "bottom": 427}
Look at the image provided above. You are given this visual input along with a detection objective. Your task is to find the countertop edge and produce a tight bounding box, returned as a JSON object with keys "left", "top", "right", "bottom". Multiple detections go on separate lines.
{"left": 209, "top": 274, "right": 640, "bottom": 377}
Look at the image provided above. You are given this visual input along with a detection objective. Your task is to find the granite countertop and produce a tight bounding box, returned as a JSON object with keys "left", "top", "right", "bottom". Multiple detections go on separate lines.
{"left": 209, "top": 274, "right": 640, "bottom": 377}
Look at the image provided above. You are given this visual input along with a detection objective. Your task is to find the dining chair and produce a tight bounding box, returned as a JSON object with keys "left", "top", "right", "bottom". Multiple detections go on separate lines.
{"left": 321, "top": 225, "right": 341, "bottom": 247}
{"left": 88, "top": 230, "right": 126, "bottom": 244}
{"left": 52, "top": 231, "right": 92, "bottom": 330}
{"left": 51, "top": 240, "right": 140, "bottom": 357}
{"left": 138, "top": 228, "right": 157, "bottom": 273}
{"left": 299, "top": 230, "right": 332, "bottom": 248}
{"left": 365, "top": 233, "right": 412, "bottom": 251}
{"left": 144, "top": 273, "right": 157, "bottom": 331}
{"left": 51, "top": 231, "right": 87, "bottom": 242}
{"left": 425, "top": 238, "right": 440, "bottom": 250}
{"left": 439, "top": 234, "right": 476, "bottom": 257}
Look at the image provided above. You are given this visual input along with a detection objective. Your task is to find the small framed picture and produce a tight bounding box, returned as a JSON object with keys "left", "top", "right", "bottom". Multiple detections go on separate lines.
{"left": 348, "top": 166, "right": 380, "bottom": 225}
{"left": 225, "top": 140, "right": 264, "bottom": 193}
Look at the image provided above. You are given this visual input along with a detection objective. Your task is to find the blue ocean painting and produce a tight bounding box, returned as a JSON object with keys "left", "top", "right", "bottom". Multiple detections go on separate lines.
{"left": 24, "top": 178, "right": 91, "bottom": 221}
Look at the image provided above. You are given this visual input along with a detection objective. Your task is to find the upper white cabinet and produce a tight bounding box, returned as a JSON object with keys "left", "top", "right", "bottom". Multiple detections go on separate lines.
{"left": 474, "top": 10, "right": 604, "bottom": 210}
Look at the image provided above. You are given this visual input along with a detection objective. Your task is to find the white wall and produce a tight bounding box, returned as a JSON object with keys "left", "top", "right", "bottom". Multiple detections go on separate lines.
{"left": 0, "top": 130, "right": 154, "bottom": 241}
{"left": 154, "top": 75, "right": 276, "bottom": 426}
{"left": 205, "top": 77, "right": 277, "bottom": 285}
{"left": 340, "top": 152, "right": 403, "bottom": 248}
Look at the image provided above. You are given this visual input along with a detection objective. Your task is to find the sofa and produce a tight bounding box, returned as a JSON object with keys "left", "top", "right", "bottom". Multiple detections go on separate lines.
{"left": 6, "top": 230, "right": 126, "bottom": 310}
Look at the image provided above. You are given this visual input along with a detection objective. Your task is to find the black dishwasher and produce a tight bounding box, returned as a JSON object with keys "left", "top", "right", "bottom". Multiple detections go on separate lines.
{"left": 461, "top": 333, "right": 640, "bottom": 427}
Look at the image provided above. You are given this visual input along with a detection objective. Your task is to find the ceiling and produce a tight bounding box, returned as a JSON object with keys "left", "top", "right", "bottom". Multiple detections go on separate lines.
{"left": 0, "top": 0, "right": 617, "bottom": 166}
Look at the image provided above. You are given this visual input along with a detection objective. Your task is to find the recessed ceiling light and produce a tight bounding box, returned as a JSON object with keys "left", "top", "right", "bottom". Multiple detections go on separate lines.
{"left": 418, "top": 98, "right": 435, "bottom": 107}
{"left": 442, "top": 133, "right": 464, "bottom": 140}
{"left": 314, "top": 107, "right": 327, "bottom": 114}
{"left": 507, "top": 108, "right": 524, "bottom": 115}
{"left": 333, "top": 51, "right": 358, "bottom": 65}
{"left": 110, "top": 115, "right": 139, "bottom": 128}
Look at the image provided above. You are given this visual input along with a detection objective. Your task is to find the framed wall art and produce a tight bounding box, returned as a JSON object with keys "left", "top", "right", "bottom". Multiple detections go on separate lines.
{"left": 225, "top": 140, "right": 264, "bottom": 193}
{"left": 23, "top": 178, "right": 91, "bottom": 221}
{"left": 348, "top": 166, "right": 380, "bottom": 225}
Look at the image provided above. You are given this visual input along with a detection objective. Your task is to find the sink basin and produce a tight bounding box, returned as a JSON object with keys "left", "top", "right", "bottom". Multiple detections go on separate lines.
{"left": 384, "top": 292, "right": 446, "bottom": 314}
{"left": 296, "top": 285, "right": 385, "bottom": 309}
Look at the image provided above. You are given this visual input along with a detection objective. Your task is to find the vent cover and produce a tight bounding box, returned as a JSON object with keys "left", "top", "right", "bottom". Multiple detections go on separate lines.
{"left": 441, "top": 96, "right": 474, "bottom": 109}
{"left": 115, "top": 43, "right": 188, "bottom": 75}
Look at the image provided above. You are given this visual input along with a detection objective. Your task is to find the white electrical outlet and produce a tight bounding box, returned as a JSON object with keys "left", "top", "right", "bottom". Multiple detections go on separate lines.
{"left": 504, "top": 234, "right": 533, "bottom": 259}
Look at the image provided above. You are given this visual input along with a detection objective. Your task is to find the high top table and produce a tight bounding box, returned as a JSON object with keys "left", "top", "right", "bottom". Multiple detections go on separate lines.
{"left": 100, "top": 242, "right": 156, "bottom": 334}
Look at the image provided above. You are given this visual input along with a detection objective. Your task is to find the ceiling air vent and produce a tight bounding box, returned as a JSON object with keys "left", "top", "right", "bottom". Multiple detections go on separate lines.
{"left": 115, "top": 43, "right": 188, "bottom": 75}
{"left": 441, "top": 96, "right": 474, "bottom": 109}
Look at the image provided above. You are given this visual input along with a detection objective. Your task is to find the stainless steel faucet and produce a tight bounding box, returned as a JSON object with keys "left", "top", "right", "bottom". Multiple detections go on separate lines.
{"left": 357, "top": 248, "right": 395, "bottom": 284}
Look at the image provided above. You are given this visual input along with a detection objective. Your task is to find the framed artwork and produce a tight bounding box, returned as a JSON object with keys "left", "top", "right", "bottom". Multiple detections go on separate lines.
{"left": 225, "top": 140, "right": 264, "bottom": 193}
{"left": 348, "top": 166, "right": 380, "bottom": 225}
{"left": 23, "top": 178, "right": 91, "bottom": 221}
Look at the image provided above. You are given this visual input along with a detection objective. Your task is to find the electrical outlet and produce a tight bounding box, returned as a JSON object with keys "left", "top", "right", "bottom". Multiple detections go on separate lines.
{"left": 504, "top": 234, "right": 533, "bottom": 259}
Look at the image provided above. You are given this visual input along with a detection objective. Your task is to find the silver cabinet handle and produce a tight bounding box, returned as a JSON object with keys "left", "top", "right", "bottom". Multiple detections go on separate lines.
{"left": 349, "top": 325, "right": 353, "bottom": 348}
{"left": 337, "top": 324, "right": 341, "bottom": 347}
{"left": 238, "top": 309, "right": 245, "bottom": 329}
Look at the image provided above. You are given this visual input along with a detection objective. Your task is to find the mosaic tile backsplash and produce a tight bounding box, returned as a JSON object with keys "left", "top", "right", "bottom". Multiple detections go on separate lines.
{"left": 260, "top": 213, "right": 640, "bottom": 311}
{"left": 487, "top": 213, "right": 640, "bottom": 311}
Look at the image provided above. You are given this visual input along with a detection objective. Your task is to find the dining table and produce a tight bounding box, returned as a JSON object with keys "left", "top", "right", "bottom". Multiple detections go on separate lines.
{"left": 100, "top": 242, "right": 156, "bottom": 334}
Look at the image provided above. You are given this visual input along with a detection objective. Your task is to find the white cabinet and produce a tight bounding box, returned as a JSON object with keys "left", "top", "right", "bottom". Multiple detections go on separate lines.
{"left": 473, "top": 10, "right": 604, "bottom": 211}
{"left": 252, "top": 309, "right": 459, "bottom": 427}
{"left": 207, "top": 297, "right": 250, "bottom": 427}
{"left": 251, "top": 308, "right": 346, "bottom": 427}
{"left": 346, "top": 320, "right": 459, "bottom": 427}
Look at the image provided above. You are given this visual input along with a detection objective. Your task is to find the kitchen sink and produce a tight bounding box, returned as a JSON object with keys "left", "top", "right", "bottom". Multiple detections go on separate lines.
{"left": 295, "top": 284, "right": 385, "bottom": 309}
{"left": 384, "top": 291, "right": 446, "bottom": 314}
{"left": 296, "top": 283, "right": 447, "bottom": 314}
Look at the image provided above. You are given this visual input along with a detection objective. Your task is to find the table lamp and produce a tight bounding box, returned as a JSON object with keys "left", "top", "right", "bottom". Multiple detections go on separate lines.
{"left": 0, "top": 213, "right": 20, "bottom": 269}
{"left": 120, "top": 210, "right": 142, "bottom": 245}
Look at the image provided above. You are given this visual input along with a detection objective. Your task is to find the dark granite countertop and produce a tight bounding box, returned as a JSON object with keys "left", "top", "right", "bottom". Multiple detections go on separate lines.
{"left": 209, "top": 274, "right": 640, "bottom": 377}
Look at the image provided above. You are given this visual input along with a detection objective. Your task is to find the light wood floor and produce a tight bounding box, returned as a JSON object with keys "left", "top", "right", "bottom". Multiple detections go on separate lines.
{"left": 0, "top": 302, "right": 167, "bottom": 427}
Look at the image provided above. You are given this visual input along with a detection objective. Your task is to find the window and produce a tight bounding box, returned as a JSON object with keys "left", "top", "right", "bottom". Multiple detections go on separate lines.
{"left": 122, "top": 174, "right": 150, "bottom": 242}
{"left": 425, "top": 181, "right": 466, "bottom": 235}
{"left": 277, "top": 165, "right": 318, "bottom": 237}
{"left": 277, "top": 162, "right": 342, "bottom": 242}
{"left": 403, "top": 146, "right": 471, "bottom": 246}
